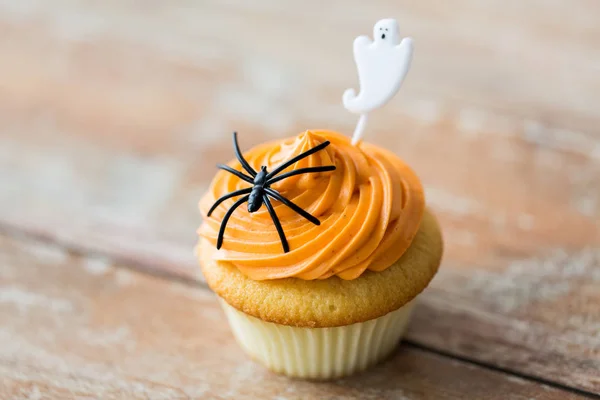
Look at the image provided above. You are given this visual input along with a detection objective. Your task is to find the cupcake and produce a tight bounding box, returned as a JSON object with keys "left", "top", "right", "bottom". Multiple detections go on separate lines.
{"left": 197, "top": 17, "right": 441, "bottom": 379}
{"left": 197, "top": 129, "right": 442, "bottom": 379}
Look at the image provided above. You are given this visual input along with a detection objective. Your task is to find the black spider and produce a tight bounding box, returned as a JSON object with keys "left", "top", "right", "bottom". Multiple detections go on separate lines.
{"left": 207, "top": 132, "right": 336, "bottom": 252}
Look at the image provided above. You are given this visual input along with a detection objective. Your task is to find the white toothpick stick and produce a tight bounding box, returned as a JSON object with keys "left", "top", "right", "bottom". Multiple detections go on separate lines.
{"left": 342, "top": 18, "right": 414, "bottom": 145}
{"left": 352, "top": 114, "right": 368, "bottom": 145}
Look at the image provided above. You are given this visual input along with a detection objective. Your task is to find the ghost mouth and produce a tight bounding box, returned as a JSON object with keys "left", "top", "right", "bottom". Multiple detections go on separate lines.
{"left": 381, "top": 33, "right": 386, "bottom": 39}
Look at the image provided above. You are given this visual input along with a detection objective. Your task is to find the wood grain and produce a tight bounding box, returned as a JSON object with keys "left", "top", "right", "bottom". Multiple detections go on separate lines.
{"left": 0, "top": 234, "right": 591, "bottom": 400}
{"left": 0, "top": 0, "right": 599, "bottom": 394}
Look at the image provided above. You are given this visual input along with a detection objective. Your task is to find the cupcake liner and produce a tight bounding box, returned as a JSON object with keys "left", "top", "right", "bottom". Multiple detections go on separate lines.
{"left": 218, "top": 297, "right": 416, "bottom": 379}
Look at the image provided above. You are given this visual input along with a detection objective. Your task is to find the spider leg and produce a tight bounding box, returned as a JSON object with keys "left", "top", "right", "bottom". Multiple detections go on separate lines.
{"left": 232, "top": 132, "right": 257, "bottom": 177}
{"left": 265, "top": 188, "right": 320, "bottom": 225}
{"left": 263, "top": 194, "right": 290, "bottom": 253}
{"left": 216, "top": 194, "right": 251, "bottom": 250}
{"left": 207, "top": 187, "right": 252, "bottom": 217}
{"left": 266, "top": 165, "right": 336, "bottom": 185}
{"left": 217, "top": 164, "right": 254, "bottom": 184}
{"left": 266, "top": 141, "right": 331, "bottom": 179}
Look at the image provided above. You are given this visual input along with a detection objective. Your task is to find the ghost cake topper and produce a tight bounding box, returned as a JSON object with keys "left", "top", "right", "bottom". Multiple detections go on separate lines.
{"left": 343, "top": 18, "right": 414, "bottom": 145}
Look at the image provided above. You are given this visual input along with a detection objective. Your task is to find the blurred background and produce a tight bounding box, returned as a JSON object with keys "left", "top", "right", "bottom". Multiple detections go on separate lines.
{"left": 1, "top": 1, "right": 599, "bottom": 397}
{"left": 3, "top": 1, "right": 598, "bottom": 272}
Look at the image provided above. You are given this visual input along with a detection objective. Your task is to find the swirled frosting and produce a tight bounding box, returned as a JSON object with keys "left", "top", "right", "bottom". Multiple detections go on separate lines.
{"left": 198, "top": 130, "right": 424, "bottom": 280}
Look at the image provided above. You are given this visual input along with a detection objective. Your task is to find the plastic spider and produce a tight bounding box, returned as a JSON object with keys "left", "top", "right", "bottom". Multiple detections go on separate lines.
{"left": 207, "top": 132, "right": 336, "bottom": 252}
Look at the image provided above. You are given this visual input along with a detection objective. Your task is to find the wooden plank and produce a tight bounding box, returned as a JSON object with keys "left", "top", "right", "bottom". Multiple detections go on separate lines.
{"left": 0, "top": 234, "right": 592, "bottom": 400}
{"left": 0, "top": 0, "right": 598, "bottom": 274}
{"left": 0, "top": 0, "right": 599, "bottom": 137}
{"left": 2, "top": 93, "right": 599, "bottom": 391}
{"left": 0, "top": 0, "right": 599, "bottom": 394}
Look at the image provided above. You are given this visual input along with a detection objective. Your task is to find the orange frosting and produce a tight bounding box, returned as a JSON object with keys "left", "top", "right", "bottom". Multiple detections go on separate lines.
{"left": 198, "top": 130, "right": 424, "bottom": 280}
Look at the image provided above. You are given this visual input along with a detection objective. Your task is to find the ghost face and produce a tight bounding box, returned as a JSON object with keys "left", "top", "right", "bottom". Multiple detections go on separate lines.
{"left": 373, "top": 19, "right": 400, "bottom": 45}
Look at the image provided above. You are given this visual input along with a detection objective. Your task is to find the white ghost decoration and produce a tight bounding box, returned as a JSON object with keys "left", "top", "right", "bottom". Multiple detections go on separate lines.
{"left": 343, "top": 19, "right": 414, "bottom": 144}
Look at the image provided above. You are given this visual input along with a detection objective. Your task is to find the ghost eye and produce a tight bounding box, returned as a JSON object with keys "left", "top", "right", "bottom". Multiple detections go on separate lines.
{"left": 385, "top": 28, "right": 388, "bottom": 31}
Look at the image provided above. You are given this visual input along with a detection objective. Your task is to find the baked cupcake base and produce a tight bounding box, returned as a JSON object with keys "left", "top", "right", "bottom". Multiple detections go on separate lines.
{"left": 220, "top": 297, "right": 416, "bottom": 379}
{"left": 199, "top": 209, "right": 442, "bottom": 379}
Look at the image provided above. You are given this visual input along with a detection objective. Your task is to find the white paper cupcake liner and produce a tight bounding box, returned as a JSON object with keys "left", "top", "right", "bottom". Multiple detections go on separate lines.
{"left": 218, "top": 297, "right": 416, "bottom": 379}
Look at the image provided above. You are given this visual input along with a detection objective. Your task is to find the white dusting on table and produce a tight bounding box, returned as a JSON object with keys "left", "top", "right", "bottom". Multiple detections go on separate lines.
{"left": 404, "top": 98, "right": 441, "bottom": 124}
{"left": 490, "top": 212, "right": 507, "bottom": 231}
{"left": 0, "top": 134, "right": 184, "bottom": 228}
{"left": 523, "top": 120, "right": 600, "bottom": 159}
{"left": 20, "top": 241, "right": 68, "bottom": 264}
{"left": 458, "top": 107, "right": 487, "bottom": 136}
{"left": 116, "top": 268, "right": 136, "bottom": 286}
{"left": 467, "top": 248, "right": 600, "bottom": 314}
{"left": 505, "top": 375, "right": 527, "bottom": 385}
{"left": 0, "top": 287, "right": 73, "bottom": 313}
{"left": 78, "top": 326, "right": 135, "bottom": 348}
{"left": 425, "top": 186, "right": 484, "bottom": 217}
{"left": 573, "top": 194, "right": 598, "bottom": 218}
{"left": 25, "top": 385, "right": 42, "bottom": 400}
{"left": 83, "top": 256, "right": 111, "bottom": 276}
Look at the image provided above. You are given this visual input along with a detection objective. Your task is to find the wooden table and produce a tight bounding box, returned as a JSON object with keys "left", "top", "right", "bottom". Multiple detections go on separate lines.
{"left": 1, "top": 1, "right": 599, "bottom": 398}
